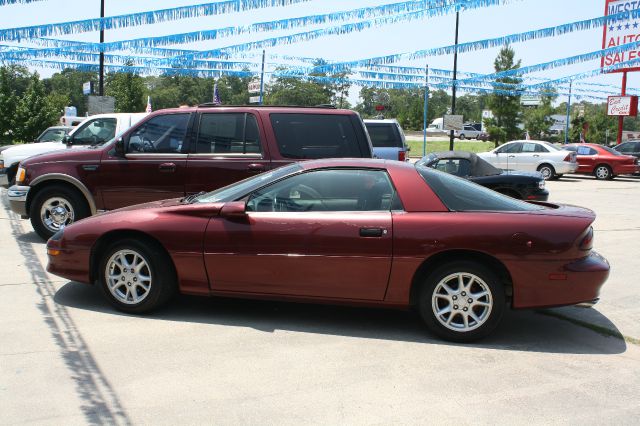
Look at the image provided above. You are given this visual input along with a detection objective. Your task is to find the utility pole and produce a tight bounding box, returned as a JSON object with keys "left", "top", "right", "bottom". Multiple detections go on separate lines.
{"left": 98, "top": 0, "right": 105, "bottom": 96}
{"left": 423, "top": 65, "right": 429, "bottom": 157}
{"left": 449, "top": 10, "right": 460, "bottom": 151}
{"left": 259, "top": 49, "right": 266, "bottom": 105}
{"left": 564, "top": 80, "right": 572, "bottom": 144}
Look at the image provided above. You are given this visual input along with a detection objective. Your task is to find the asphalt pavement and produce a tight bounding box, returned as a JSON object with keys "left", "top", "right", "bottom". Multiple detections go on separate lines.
{"left": 1, "top": 177, "right": 639, "bottom": 425}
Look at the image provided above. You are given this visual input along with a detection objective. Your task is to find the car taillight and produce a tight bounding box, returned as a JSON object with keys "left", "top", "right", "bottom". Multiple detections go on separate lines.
{"left": 579, "top": 226, "right": 594, "bottom": 251}
{"left": 398, "top": 151, "right": 406, "bottom": 161}
{"left": 564, "top": 152, "right": 576, "bottom": 162}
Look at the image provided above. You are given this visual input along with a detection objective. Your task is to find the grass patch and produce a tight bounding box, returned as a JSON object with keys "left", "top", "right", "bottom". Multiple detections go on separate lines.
{"left": 406, "top": 139, "right": 495, "bottom": 157}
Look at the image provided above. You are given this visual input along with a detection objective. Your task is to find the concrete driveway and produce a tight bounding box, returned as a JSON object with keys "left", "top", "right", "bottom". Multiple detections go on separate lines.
{"left": 1, "top": 178, "right": 639, "bottom": 425}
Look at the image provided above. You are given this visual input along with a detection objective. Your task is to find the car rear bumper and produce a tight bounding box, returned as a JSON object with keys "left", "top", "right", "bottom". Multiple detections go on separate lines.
{"left": 507, "top": 251, "right": 610, "bottom": 309}
{"left": 7, "top": 185, "right": 30, "bottom": 218}
{"left": 555, "top": 162, "right": 579, "bottom": 174}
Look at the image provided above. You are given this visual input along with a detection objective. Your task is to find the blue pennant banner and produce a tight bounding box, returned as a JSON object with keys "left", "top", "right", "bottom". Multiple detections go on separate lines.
{"left": 0, "top": 0, "right": 47, "bottom": 5}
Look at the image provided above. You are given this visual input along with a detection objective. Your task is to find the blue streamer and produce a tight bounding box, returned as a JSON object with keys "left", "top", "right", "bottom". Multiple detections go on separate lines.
{"left": 0, "top": 0, "right": 46, "bottom": 4}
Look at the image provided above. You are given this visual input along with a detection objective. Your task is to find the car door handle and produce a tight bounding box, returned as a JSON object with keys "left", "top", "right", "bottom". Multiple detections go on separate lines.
{"left": 158, "top": 162, "right": 176, "bottom": 172}
{"left": 247, "top": 163, "right": 266, "bottom": 173}
{"left": 508, "top": 155, "right": 516, "bottom": 158}
{"left": 533, "top": 154, "right": 540, "bottom": 157}
{"left": 359, "top": 228, "right": 386, "bottom": 237}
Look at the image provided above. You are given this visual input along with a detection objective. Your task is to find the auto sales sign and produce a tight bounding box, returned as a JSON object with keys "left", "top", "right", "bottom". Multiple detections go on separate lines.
{"left": 602, "top": 0, "right": 640, "bottom": 72}
{"left": 607, "top": 95, "right": 639, "bottom": 116}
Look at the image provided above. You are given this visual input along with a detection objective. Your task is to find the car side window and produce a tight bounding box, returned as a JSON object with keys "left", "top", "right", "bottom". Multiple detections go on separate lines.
{"left": 576, "top": 146, "right": 593, "bottom": 156}
{"left": 196, "top": 113, "right": 261, "bottom": 155}
{"left": 521, "top": 143, "right": 539, "bottom": 153}
{"left": 270, "top": 113, "right": 363, "bottom": 159}
{"left": 617, "top": 143, "right": 630, "bottom": 153}
{"left": 534, "top": 144, "right": 548, "bottom": 153}
{"left": 496, "top": 143, "right": 520, "bottom": 154}
{"left": 128, "top": 114, "right": 190, "bottom": 154}
{"left": 72, "top": 118, "right": 117, "bottom": 145}
{"left": 246, "top": 169, "right": 400, "bottom": 213}
{"left": 434, "top": 159, "right": 471, "bottom": 177}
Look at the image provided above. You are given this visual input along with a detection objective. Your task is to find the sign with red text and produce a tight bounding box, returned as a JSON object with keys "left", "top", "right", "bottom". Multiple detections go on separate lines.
{"left": 601, "top": 0, "right": 640, "bottom": 72}
{"left": 607, "top": 95, "right": 639, "bottom": 116}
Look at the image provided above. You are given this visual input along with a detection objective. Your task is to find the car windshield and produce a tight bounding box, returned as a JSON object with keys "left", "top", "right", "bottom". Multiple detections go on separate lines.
{"left": 601, "top": 145, "right": 624, "bottom": 156}
{"left": 416, "top": 164, "right": 544, "bottom": 212}
{"left": 193, "top": 163, "right": 304, "bottom": 203}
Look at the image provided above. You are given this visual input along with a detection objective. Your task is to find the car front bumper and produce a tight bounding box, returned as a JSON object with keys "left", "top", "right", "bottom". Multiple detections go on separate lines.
{"left": 527, "top": 189, "right": 549, "bottom": 202}
{"left": 612, "top": 163, "right": 640, "bottom": 175}
{"left": 7, "top": 185, "right": 30, "bottom": 218}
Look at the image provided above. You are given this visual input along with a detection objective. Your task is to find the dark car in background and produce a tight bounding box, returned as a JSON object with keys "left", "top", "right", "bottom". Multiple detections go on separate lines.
{"left": 418, "top": 151, "right": 549, "bottom": 201}
{"left": 364, "top": 119, "right": 410, "bottom": 161}
{"left": 564, "top": 143, "right": 639, "bottom": 180}
{"left": 614, "top": 140, "right": 640, "bottom": 160}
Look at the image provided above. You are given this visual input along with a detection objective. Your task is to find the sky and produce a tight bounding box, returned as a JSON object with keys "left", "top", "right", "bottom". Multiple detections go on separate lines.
{"left": 0, "top": 0, "right": 635, "bottom": 105}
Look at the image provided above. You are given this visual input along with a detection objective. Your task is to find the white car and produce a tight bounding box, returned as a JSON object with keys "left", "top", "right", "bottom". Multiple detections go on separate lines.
{"left": 477, "top": 140, "right": 578, "bottom": 180}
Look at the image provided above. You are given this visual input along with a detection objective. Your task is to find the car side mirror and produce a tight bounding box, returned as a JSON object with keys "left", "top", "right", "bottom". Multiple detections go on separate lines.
{"left": 63, "top": 135, "right": 73, "bottom": 146}
{"left": 220, "top": 201, "right": 247, "bottom": 218}
{"left": 114, "top": 137, "right": 125, "bottom": 157}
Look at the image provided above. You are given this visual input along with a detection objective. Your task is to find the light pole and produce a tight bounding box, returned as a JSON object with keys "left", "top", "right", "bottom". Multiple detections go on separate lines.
{"left": 98, "top": 0, "right": 105, "bottom": 96}
{"left": 449, "top": 10, "right": 460, "bottom": 151}
{"left": 423, "top": 65, "right": 429, "bottom": 157}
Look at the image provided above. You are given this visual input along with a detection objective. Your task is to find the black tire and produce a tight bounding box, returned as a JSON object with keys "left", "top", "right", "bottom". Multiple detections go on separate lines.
{"left": 30, "top": 185, "right": 90, "bottom": 240}
{"left": 554, "top": 174, "right": 563, "bottom": 179}
{"left": 459, "top": 134, "right": 466, "bottom": 140}
{"left": 594, "top": 164, "right": 613, "bottom": 180}
{"left": 417, "top": 261, "right": 505, "bottom": 342}
{"left": 98, "top": 238, "right": 176, "bottom": 314}
{"left": 537, "top": 164, "right": 555, "bottom": 181}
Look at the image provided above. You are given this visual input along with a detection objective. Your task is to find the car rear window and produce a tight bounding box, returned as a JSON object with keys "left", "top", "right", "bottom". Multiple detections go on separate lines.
{"left": 270, "top": 113, "right": 364, "bottom": 159}
{"left": 366, "top": 123, "right": 403, "bottom": 148}
{"left": 416, "top": 165, "right": 543, "bottom": 212}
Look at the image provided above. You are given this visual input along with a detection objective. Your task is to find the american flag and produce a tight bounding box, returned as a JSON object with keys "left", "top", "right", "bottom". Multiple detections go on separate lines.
{"left": 145, "top": 96, "right": 152, "bottom": 113}
{"left": 213, "top": 82, "right": 221, "bottom": 105}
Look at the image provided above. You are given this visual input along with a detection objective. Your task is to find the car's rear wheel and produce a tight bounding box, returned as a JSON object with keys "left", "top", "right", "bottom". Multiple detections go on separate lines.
{"left": 594, "top": 164, "right": 613, "bottom": 180}
{"left": 418, "top": 261, "right": 505, "bottom": 342}
{"left": 30, "top": 185, "right": 89, "bottom": 240}
{"left": 98, "top": 238, "right": 176, "bottom": 314}
{"left": 537, "top": 164, "right": 555, "bottom": 180}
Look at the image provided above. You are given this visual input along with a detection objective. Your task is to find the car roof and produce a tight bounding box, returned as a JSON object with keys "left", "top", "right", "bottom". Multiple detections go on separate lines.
{"left": 364, "top": 119, "right": 399, "bottom": 124}
{"left": 298, "top": 158, "right": 407, "bottom": 171}
{"left": 145, "top": 106, "right": 357, "bottom": 116}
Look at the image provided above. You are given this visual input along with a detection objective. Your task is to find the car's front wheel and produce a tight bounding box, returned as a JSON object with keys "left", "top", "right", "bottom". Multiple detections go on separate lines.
{"left": 459, "top": 134, "right": 466, "bottom": 140}
{"left": 30, "top": 185, "right": 89, "bottom": 240}
{"left": 594, "top": 164, "right": 613, "bottom": 180}
{"left": 418, "top": 261, "right": 505, "bottom": 342}
{"left": 98, "top": 238, "right": 176, "bottom": 314}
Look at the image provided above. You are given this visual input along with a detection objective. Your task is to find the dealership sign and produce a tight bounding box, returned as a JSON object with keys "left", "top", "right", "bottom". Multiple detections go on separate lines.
{"left": 602, "top": 0, "right": 640, "bottom": 71}
{"left": 607, "top": 95, "right": 639, "bottom": 116}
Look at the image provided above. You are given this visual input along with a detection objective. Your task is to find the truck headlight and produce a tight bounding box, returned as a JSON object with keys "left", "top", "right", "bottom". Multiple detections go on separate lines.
{"left": 16, "top": 166, "right": 26, "bottom": 184}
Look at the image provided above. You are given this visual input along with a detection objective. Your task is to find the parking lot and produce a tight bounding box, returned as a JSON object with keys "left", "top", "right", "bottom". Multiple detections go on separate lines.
{"left": 1, "top": 175, "right": 639, "bottom": 424}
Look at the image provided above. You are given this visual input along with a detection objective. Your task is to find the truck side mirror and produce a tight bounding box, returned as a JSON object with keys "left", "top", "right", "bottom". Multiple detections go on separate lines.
{"left": 114, "top": 137, "right": 125, "bottom": 157}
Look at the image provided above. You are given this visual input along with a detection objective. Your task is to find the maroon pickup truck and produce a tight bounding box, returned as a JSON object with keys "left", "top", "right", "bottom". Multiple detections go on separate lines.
{"left": 8, "top": 105, "right": 374, "bottom": 239}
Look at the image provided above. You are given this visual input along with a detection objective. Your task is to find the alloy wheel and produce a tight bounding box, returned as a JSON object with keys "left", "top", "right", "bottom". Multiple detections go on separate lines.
{"left": 105, "top": 249, "right": 152, "bottom": 305}
{"left": 431, "top": 272, "right": 493, "bottom": 332}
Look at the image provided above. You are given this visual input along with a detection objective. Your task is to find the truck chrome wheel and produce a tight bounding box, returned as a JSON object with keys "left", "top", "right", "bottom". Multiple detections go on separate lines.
{"left": 105, "top": 249, "right": 152, "bottom": 305}
{"left": 40, "top": 197, "right": 75, "bottom": 233}
{"left": 431, "top": 272, "right": 493, "bottom": 332}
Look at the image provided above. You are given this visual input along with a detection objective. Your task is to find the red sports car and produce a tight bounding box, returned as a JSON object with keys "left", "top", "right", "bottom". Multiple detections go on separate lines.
{"left": 46, "top": 159, "right": 609, "bottom": 342}
{"left": 564, "top": 143, "right": 639, "bottom": 179}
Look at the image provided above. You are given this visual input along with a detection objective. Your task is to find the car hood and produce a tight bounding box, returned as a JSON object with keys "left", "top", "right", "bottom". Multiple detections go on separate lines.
{"left": 2, "top": 141, "right": 65, "bottom": 159}
{"left": 21, "top": 145, "right": 101, "bottom": 165}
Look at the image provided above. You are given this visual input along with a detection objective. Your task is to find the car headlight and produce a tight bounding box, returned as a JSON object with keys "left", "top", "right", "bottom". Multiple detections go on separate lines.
{"left": 15, "top": 166, "right": 26, "bottom": 184}
{"left": 538, "top": 180, "right": 545, "bottom": 190}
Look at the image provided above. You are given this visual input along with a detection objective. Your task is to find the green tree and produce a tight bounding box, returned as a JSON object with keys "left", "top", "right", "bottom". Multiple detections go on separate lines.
{"left": 13, "top": 73, "right": 58, "bottom": 142}
{"left": 456, "top": 94, "right": 488, "bottom": 124}
{"left": 265, "top": 67, "right": 332, "bottom": 106}
{"left": 486, "top": 45, "right": 523, "bottom": 145}
{"left": 216, "top": 74, "right": 253, "bottom": 105}
{"left": 523, "top": 95, "right": 555, "bottom": 140}
{"left": 569, "top": 103, "right": 616, "bottom": 144}
{"left": 106, "top": 70, "right": 145, "bottom": 112}
{"left": 43, "top": 68, "right": 97, "bottom": 116}
{"left": 0, "top": 67, "right": 18, "bottom": 144}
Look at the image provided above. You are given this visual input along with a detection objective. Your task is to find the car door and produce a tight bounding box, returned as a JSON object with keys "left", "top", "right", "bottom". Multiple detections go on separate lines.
{"left": 575, "top": 145, "right": 598, "bottom": 172}
{"left": 203, "top": 168, "right": 394, "bottom": 300}
{"left": 490, "top": 142, "right": 521, "bottom": 169}
{"left": 96, "top": 113, "right": 192, "bottom": 210}
{"left": 185, "top": 111, "right": 272, "bottom": 195}
{"left": 519, "top": 142, "right": 548, "bottom": 170}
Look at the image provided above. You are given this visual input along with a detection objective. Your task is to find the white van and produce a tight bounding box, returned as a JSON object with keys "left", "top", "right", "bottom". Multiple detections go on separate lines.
{"left": 0, "top": 113, "right": 148, "bottom": 186}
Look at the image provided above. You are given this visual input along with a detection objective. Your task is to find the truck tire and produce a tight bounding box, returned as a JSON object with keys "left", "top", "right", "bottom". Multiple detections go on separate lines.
{"left": 30, "top": 185, "right": 90, "bottom": 240}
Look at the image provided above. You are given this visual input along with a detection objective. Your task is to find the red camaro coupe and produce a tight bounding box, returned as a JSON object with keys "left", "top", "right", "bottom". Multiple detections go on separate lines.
{"left": 46, "top": 159, "right": 610, "bottom": 342}
{"left": 564, "top": 143, "right": 639, "bottom": 179}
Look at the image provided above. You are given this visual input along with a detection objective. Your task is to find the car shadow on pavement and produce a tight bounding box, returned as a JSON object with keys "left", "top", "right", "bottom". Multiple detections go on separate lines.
{"left": 562, "top": 175, "right": 640, "bottom": 182}
{"left": 15, "top": 230, "right": 46, "bottom": 244}
{"left": 54, "top": 282, "right": 627, "bottom": 356}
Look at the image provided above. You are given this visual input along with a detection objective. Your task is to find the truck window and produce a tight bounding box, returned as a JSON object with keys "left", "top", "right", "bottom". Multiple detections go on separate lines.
{"left": 270, "top": 113, "right": 363, "bottom": 159}
{"left": 128, "top": 114, "right": 190, "bottom": 154}
{"left": 196, "top": 113, "right": 261, "bottom": 155}
{"left": 73, "top": 118, "right": 117, "bottom": 145}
